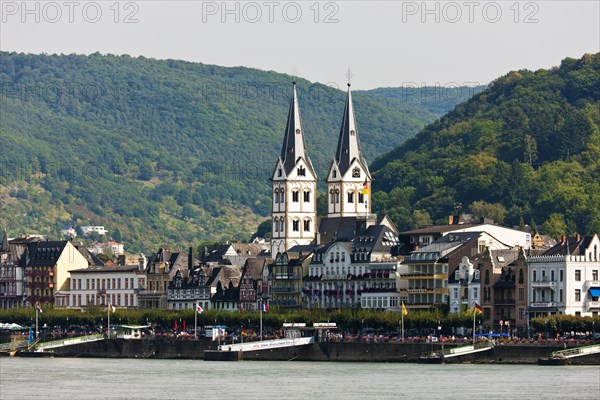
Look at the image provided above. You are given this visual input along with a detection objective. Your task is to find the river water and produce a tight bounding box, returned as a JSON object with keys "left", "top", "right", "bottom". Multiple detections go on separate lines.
{"left": 1, "top": 358, "right": 599, "bottom": 400}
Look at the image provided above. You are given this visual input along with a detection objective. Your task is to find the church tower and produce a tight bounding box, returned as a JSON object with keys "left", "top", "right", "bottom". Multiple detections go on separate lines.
{"left": 271, "top": 83, "right": 317, "bottom": 256}
{"left": 326, "top": 83, "right": 371, "bottom": 217}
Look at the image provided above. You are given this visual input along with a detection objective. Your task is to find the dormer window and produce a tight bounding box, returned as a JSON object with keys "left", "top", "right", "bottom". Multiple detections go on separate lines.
{"left": 296, "top": 129, "right": 301, "bottom": 135}
{"left": 298, "top": 166, "right": 306, "bottom": 176}
{"left": 352, "top": 167, "right": 360, "bottom": 178}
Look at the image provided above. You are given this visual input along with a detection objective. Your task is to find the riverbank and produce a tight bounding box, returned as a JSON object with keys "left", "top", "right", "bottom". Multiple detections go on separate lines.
{"left": 40, "top": 338, "right": 600, "bottom": 364}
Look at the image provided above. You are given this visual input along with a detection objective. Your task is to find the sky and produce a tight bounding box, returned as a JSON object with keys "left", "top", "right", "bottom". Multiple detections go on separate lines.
{"left": 1, "top": 0, "right": 599, "bottom": 90}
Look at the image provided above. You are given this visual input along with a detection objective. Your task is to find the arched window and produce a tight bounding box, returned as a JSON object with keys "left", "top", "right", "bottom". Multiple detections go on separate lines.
{"left": 347, "top": 191, "right": 354, "bottom": 204}
{"left": 292, "top": 220, "right": 300, "bottom": 232}
{"left": 274, "top": 191, "right": 280, "bottom": 204}
{"left": 303, "top": 190, "right": 310, "bottom": 202}
{"left": 485, "top": 270, "right": 490, "bottom": 285}
{"left": 303, "top": 219, "right": 311, "bottom": 232}
{"left": 292, "top": 190, "right": 299, "bottom": 202}
{"left": 330, "top": 190, "right": 335, "bottom": 204}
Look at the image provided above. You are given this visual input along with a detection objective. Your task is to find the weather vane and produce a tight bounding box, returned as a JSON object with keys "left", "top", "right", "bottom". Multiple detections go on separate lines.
{"left": 345, "top": 67, "right": 353, "bottom": 85}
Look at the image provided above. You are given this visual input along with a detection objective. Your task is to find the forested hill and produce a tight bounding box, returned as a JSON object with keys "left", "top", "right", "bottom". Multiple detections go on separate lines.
{"left": 371, "top": 54, "right": 600, "bottom": 237}
{"left": 0, "top": 52, "right": 474, "bottom": 252}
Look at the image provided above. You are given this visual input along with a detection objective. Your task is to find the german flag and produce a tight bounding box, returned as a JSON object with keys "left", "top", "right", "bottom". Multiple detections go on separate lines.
{"left": 361, "top": 179, "right": 370, "bottom": 195}
{"left": 473, "top": 303, "right": 483, "bottom": 313}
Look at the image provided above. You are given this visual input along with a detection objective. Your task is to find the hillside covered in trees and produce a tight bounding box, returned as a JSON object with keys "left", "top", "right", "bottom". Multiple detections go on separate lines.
{"left": 371, "top": 54, "right": 600, "bottom": 237}
{"left": 0, "top": 52, "right": 473, "bottom": 252}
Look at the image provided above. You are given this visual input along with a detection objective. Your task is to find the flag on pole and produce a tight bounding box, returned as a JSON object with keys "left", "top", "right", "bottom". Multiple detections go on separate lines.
{"left": 108, "top": 303, "right": 116, "bottom": 313}
{"left": 473, "top": 303, "right": 483, "bottom": 313}
{"left": 401, "top": 302, "right": 408, "bottom": 316}
{"left": 35, "top": 303, "right": 43, "bottom": 314}
{"left": 360, "top": 179, "right": 370, "bottom": 195}
{"left": 261, "top": 303, "right": 269, "bottom": 312}
{"left": 196, "top": 304, "right": 204, "bottom": 314}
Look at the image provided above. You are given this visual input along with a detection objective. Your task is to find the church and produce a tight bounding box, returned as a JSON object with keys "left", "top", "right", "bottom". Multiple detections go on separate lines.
{"left": 269, "top": 82, "right": 403, "bottom": 310}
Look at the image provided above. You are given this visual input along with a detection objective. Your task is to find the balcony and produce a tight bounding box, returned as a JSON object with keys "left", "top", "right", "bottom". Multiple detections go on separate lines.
{"left": 586, "top": 301, "right": 600, "bottom": 309}
{"left": 530, "top": 279, "right": 557, "bottom": 289}
{"left": 494, "top": 299, "right": 516, "bottom": 305}
{"left": 530, "top": 302, "right": 557, "bottom": 308}
{"left": 407, "top": 288, "right": 447, "bottom": 294}
{"left": 274, "top": 274, "right": 301, "bottom": 280}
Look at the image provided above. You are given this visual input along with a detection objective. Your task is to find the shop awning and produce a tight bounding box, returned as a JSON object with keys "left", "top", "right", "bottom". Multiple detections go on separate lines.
{"left": 588, "top": 287, "right": 600, "bottom": 297}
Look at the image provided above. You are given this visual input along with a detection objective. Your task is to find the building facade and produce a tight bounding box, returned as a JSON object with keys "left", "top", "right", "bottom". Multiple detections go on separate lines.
{"left": 56, "top": 265, "right": 144, "bottom": 309}
{"left": 527, "top": 234, "right": 600, "bottom": 318}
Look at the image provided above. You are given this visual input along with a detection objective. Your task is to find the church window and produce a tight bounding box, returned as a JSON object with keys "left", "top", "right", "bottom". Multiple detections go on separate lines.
{"left": 333, "top": 170, "right": 337, "bottom": 178}
{"left": 358, "top": 193, "right": 364, "bottom": 203}
{"left": 275, "top": 191, "right": 280, "bottom": 203}
{"left": 296, "top": 129, "right": 301, "bottom": 135}
{"left": 292, "top": 220, "right": 299, "bottom": 232}
{"left": 348, "top": 192, "right": 354, "bottom": 203}
{"left": 292, "top": 191, "right": 299, "bottom": 202}
{"left": 297, "top": 166, "right": 306, "bottom": 176}
{"left": 303, "top": 220, "right": 311, "bottom": 232}
{"left": 280, "top": 220, "right": 285, "bottom": 232}
{"left": 330, "top": 190, "right": 335, "bottom": 204}
{"left": 352, "top": 167, "right": 360, "bottom": 178}
{"left": 350, "top": 130, "right": 355, "bottom": 136}
{"left": 278, "top": 168, "right": 282, "bottom": 177}
{"left": 335, "top": 191, "right": 340, "bottom": 203}
{"left": 303, "top": 191, "right": 310, "bottom": 202}
{"left": 280, "top": 192, "right": 285, "bottom": 203}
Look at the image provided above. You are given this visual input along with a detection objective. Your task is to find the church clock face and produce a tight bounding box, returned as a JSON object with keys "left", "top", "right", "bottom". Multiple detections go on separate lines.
{"left": 352, "top": 167, "right": 360, "bottom": 178}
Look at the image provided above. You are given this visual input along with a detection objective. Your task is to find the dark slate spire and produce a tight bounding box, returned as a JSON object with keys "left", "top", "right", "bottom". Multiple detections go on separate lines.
{"left": 335, "top": 83, "right": 367, "bottom": 175}
{"left": 280, "top": 82, "right": 307, "bottom": 174}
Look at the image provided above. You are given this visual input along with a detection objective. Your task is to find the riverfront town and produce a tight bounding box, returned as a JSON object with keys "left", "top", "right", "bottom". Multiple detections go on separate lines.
{"left": 1, "top": 69, "right": 600, "bottom": 362}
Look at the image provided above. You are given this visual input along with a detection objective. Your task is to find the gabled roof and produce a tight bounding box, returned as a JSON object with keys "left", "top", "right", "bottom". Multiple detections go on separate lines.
{"left": 542, "top": 235, "right": 596, "bottom": 256}
{"left": 399, "top": 224, "right": 482, "bottom": 236}
{"left": 243, "top": 258, "right": 266, "bottom": 281}
{"left": 24, "top": 241, "right": 68, "bottom": 267}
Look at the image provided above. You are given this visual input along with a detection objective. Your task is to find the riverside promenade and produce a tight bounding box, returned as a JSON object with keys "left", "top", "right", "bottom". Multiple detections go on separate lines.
{"left": 33, "top": 337, "right": 600, "bottom": 364}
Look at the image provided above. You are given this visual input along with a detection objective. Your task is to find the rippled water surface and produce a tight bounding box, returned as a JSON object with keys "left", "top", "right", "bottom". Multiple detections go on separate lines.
{"left": 1, "top": 358, "right": 599, "bottom": 400}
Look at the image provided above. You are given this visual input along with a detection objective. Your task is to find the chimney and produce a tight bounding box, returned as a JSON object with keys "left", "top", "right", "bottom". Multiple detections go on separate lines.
{"left": 561, "top": 234, "right": 566, "bottom": 243}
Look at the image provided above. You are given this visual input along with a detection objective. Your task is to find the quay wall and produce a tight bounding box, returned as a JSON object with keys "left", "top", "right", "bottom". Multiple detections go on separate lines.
{"left": 50, "top": 339, "right": 600, "bottom": 364}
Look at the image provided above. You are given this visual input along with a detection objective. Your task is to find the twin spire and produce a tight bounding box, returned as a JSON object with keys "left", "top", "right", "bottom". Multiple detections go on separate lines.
{"left": 279, "top": 81, "right": 367, "bottom": 178}
{"left": 279, "top": 82, "right": 307, "bottom": 175}
{"left": 335, "top": 83, "right": 369, "bottom": 177}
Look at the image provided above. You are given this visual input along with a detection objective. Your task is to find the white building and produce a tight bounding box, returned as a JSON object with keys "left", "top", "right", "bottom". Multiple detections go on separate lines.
{"left": 527, "top": 234, "right": 600, "bottom": 317}
{"left": 56, "top": 265, "right": 146, "bottom": 309}
{"left": 80, "top": 226, "right": 108, "bottom": 236}
{"left": 88, "top": 241, "right": 124, "bottom": 256}
{"left": 304, "top": 223, "right": 405, "bottom": 311}
{"left": 448, "top": 256, "right": 481, "bottom": 314}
